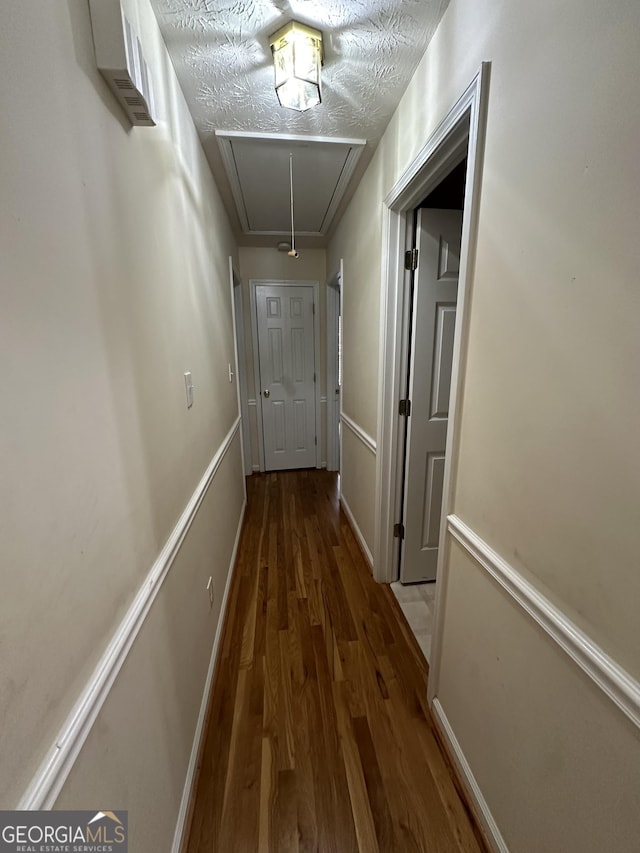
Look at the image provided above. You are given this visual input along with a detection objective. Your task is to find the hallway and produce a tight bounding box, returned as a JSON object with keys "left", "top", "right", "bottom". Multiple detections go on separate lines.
{"left": 184, "top": 470, "right": 486, "bottom": 852}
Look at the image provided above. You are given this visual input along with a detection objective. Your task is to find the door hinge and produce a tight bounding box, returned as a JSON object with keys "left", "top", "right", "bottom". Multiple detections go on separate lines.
{"left": 399, "top": 399, "right": 411, "bottom": 417}
{"left": 313, "top": 372, "right": 316, "bottom": 383}
{"left": 315, "top": 435, "right": 318, "bottom": 446}
{"left": 394, "top": 523, "right": 405, "bottom": 540}
{"left": 312, "top": 303, "right": 315, "bottom": 315}
{"left": 405, "top": 248, "right": 418, "bottom": 271}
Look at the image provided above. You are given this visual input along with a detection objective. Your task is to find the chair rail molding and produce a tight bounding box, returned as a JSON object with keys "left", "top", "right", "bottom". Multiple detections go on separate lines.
{"left": 19, "top": 417, "right": 244, "bottom": 810}
{"left": 447, "top": 515, "right": 640, "bottom": 730}
{"left": 341, "top": 412, "right": 377, "bottom": 455}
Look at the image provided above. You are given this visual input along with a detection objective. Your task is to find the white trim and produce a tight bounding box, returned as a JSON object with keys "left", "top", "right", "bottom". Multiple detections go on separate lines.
{"left": 428, "top": 65, "right": 491, "bottom": 703}
{"left": 431, "top": 698, "right": 508, "bottom": 853}
{"left": 171, "top": 495, "right": 247, "bottom": 853}
{"left": 216, "top": 135, "right": 251, "bottom": 233}
{"left": 249, "top": 279, "right": 322, "bottom": 472}
{"left": 447, "top": 515, "right": 640, "bottom": 730}
{"left": 319, "top": 148, "right": 365, "bottom": 233}
{"left": 18, "top": 418, "right": 243, "bottom": 810}
{"left": 241, "top": 229, "right": 326, "bottom": 239}
{"left": 216, "top": 132, "right": 365, "bottom": 236}
{"left": 229, "top": 257, "right": 251, "bottom": 481}
{"left": 326, "top": 262, "right": 342, "bottom": 472}
{"left": 249, "top": 283, "right": 266, "bottom": 472}
{"left": 215, "top": 129, "right": 366, "bottom": 147}
{"left": 320, "top": 396, "right": 327, "bottom": 469}
{"left": 340, "top": 494, "right": 373, "bottom": 569}
{"left": 375, "top": 63, "right": 491, "bottom": 592}
{"left": 340, "top": 412, "right": 376, "bottom": 455}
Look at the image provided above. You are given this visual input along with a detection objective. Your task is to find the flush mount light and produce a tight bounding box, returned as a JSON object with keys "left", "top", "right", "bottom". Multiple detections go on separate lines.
{"left": 269, "top": 21, "right": 323, "bottom": 112}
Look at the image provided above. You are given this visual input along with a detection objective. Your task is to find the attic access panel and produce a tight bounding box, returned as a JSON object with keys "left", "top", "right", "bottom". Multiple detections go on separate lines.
{"left": 216, "top": 131, "right": 365, "bottom": 236}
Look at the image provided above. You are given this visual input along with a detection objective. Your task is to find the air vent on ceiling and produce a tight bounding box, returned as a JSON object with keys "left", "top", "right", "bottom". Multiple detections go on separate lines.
{"left": 89, "top": 0, "right": 156, "bottom": 127}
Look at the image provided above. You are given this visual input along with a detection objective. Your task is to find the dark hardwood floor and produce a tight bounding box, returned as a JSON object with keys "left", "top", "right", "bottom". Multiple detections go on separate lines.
{"left": 184, "top": 470, "right": 487, "bottom": 853}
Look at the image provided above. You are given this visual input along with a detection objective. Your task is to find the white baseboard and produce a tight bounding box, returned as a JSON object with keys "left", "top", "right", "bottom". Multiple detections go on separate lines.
{"left": 340, "top": 494, "right": 373, "bottom": 569}
{"left": 18, "top": 418, "right": 242, "bottom": 810}
{"left": 171, "top": 496, "right": 246, "bottom": 853}
{"left": 431, "top": 698, "right": 508, "bottom": 853}
{"left": 447, "top": 515, "right": 640, "bottom": 730}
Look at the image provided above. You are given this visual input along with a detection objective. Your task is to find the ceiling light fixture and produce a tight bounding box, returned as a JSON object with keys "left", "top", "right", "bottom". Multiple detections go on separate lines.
{"left": 269, "top": 21, "right": 323, "bottom": 112}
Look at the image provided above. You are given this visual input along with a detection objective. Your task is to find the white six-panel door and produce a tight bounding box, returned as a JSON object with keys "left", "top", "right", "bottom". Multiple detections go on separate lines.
{"left": 400, "top": 209, "right": 463, "bottom": 583}
{"left": 256, "top": 284, "right": 317, "bottom": 470}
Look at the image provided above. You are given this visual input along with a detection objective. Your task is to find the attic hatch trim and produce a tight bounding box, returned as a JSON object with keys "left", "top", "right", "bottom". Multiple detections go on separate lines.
{"left": 216, "top": 130, "right": 366, "bottom": 237}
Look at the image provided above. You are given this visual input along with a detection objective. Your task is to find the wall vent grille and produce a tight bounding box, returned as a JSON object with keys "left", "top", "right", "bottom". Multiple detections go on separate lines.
{"left": 89, "top": 0, "right": 156, "bottom": 127}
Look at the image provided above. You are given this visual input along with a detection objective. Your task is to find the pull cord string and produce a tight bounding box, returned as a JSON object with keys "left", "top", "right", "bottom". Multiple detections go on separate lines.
{"left": 289, "top": 152, "right": 295, "bottom": 254}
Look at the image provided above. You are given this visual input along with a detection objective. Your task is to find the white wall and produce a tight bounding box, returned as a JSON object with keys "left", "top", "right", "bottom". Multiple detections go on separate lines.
{"left": 0, "top": 0, "right": 245, "bottom": 845}
{"left": 328, "top": 0, "right": 640, "bottom": 848}
{"left": 238, "top": 247, "right": 327, "bottom": 468}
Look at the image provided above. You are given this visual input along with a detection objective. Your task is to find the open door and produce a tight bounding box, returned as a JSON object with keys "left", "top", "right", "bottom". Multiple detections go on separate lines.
{"left": 400, "top": 208, "right": 463, "bottom": 583}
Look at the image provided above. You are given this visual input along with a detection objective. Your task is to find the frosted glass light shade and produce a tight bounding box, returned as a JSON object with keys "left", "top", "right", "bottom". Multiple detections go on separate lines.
{"left": 270, "top": 21, "right": 322, "bottom": 112}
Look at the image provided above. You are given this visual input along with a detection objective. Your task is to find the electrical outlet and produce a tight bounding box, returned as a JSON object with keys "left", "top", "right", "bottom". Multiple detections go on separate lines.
{"left": 206, "top": 576, "right": 214, "bottom": 608}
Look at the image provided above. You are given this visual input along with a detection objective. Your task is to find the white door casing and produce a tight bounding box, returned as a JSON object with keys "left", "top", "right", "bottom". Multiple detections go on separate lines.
{"left": 254, "top": 283, "right": 318, "bottom": 471}
{"left": 326, "top": 261, "right": 342, "bottom": 472}
{"left": 374, "top": 63, "right": 490, "bottom": 591}
{"left": 229, "top": 258, "right": 252, "bottom": 479}
{"left": 400, "top": 210, "right": 462, "bottom": 583}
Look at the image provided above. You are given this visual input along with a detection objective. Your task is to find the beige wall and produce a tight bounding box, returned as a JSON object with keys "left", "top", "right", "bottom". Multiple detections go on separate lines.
{"left": 327, "top": 166, "right": 381, "bottom": 441}
{"left": 438, "top": 541, "right": 640, "bottom": 853}
{"left": 238, "top": 247, "right": 328, "bottom": 468}
{"left": 55, "top": 438, "right": 244, "bottom": 851}
{"left": 0, "top": 0, "right": 244, "bottom": 838}
{"left": 340, "top": 427, "right": 376, "bottom": 561}
{"left": 328, "top": 0, "right": 640, "bottom": 848}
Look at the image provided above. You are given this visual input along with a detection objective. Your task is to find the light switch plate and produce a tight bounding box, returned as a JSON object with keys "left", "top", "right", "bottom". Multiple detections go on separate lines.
{"left": 184, "top": 372, "right": 193, "bottom": 408}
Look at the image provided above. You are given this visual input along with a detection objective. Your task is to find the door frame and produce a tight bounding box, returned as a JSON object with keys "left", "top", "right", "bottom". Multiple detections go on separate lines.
{"left": 229, "top": 258, "right": 252, "bottom": 479}
{"left": 249, "top": 278, "right": 322, "bottom": 472}
{"left": 373, "top": 63, "right": 490, "bottom": 695}
{"left": 326, "top": 261, "right": 343, "bottom": 472}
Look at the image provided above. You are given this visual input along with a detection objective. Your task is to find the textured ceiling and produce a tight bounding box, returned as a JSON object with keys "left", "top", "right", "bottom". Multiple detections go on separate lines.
{"left": 150, "top": 0, "right": 450, "bottom": 245}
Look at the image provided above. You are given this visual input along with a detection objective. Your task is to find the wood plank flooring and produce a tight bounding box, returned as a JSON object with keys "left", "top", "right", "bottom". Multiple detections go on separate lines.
{"left": 184, "top": 470, "right": 487, "bottom": 853}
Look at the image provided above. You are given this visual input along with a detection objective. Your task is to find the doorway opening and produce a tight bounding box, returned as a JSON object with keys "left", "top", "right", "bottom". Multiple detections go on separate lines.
{"left": 373, "top": 64, "right": 490, "bottom": 695}
{"left": 399, "top": 160, "right": 467, "bottom": 583}
{"left": 391, "top": 160, "right": 467, "bottom": 661}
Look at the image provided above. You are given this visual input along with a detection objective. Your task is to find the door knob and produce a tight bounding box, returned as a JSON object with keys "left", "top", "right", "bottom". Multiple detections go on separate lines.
{"left": 263, "top": 389, "right": 270, "bottom": 398}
